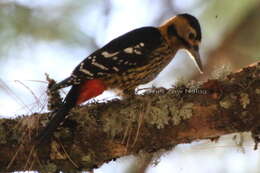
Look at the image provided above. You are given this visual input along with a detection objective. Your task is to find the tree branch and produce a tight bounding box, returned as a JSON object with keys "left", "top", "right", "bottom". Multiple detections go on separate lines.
{"left": 0, "top": 62, "right": 259, "bottom": 172}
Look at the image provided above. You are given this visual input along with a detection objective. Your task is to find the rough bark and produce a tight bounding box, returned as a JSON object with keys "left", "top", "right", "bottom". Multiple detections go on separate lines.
{"left": 0, "top": 62, "right": 259, "bottom": 172}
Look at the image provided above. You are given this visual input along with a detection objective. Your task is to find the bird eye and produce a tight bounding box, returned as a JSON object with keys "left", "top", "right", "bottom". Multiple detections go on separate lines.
{"left": 188, "top": 33, "right": 196, "bottom": 40}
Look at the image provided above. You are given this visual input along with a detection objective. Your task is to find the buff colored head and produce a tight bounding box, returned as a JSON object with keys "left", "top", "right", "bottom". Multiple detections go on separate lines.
{"left": 159, "top": 13, "right": 203, "bottom": 73}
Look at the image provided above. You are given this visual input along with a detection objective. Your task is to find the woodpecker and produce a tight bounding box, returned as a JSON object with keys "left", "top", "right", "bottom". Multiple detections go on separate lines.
{"left": 36, "top": 13, "right": 203, "bottom": 143}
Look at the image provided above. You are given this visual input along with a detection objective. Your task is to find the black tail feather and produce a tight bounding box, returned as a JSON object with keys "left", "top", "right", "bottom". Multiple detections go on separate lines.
{"left": 36, "top": 85, "right": 80, "bottom": 144}
{"left": 50, "top": 76, "right": 80, "bottom": 91}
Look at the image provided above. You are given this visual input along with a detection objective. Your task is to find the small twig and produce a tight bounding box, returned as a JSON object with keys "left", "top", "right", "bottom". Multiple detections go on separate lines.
{"left": 14, "top": 80, "right": 41, "bottom": 108}
{"left": 6, "top": 144, "right": 23, "bottom": 170}
{"left": 59, "top": 140, "right": 79, "bottom": 169}
{"left": 131, "top": 101, "right": 151, "bottom": 148}
{"left": 0, "top": 78, "right": 32, "bottom": 113}
{"left": 126, "top": 127, "right": 133, "bottom": 152}
{"left": 24, "top": 145, "right": 36, "bottom": 170}
{"left": 122, "top": 118, "right": 131, "bottom": 144}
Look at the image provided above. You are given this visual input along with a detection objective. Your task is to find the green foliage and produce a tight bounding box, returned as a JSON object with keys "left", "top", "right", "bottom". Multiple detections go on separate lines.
{"left": 0, "top": 1, "right": 98, "bottom": 59}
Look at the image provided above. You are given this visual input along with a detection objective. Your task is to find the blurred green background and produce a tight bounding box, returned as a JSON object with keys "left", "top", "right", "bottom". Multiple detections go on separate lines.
{"left": 0, "top": 0, "right": 259, "bottom": 172}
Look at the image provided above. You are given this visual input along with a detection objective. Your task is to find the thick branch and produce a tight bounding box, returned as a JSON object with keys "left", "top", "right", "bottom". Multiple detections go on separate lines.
{"left": 0, "top": 62, "right": 259, "bottom": 172}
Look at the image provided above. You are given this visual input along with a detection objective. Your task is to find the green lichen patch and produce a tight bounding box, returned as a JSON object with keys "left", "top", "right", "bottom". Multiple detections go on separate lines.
{"left": 179, "top": 103, "right": 194, "bottom": 120}
{"left": 54, "top": 127, "right": 72, "bottom": 139}
{"left": 50, "top": 141, "right": 67, "bottom": 160}
{"left": 186, "top": 80, "right": 204, "bottom": 89}
{"left": 147, "top": 106, "right": 170, "bottom": 129}
{"left": 71, "top": 106, "right": 92, "bottom": 123}
{"left": 255, "top": 88, "right": 260, "bottom": 94}
{"left": 169, "top": 104, "right": 180, "bottom": 125}
{"left": 220, "top": 96, "right": 233, "bottom": 109}
{"left": 102, "top": 102, "right": 140, "bottom": 137}
{"left": 144, "top": 96, "right": 171, "bottom": 129}
{"left": 239, "top": 93, "right": 250, "bottom": 109}
{"left": 81, "top": 154, "right": 92, "bottom": 164}
{"left": 170, "top": 102, "right": 194, "bottom": 125}
{"left": 39, "top": 162, "right": 57, "bottom": 173}
{"left": 103, "top": 112, "right": 125, "bottom": 137}
{"left": 210, "top": 64, "right": 232, "bottom": 81}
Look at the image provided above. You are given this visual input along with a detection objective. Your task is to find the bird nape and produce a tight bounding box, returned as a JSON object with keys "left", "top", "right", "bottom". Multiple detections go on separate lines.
{"left": 36, "top": 13, "right": 203, "bottom": 144}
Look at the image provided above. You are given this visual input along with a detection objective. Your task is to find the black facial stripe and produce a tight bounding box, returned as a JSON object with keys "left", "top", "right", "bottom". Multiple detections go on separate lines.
{"left": 193, "top": 45, "right": 199, "bottom": 51}
{"left": 167, "top": 24, "right": 191, "bottom": 48}
{"left": 177, "top": 35, "right": 190, "bottom": 48}
{"left": 167, "top": 24, "right": 177, "bottom": 36}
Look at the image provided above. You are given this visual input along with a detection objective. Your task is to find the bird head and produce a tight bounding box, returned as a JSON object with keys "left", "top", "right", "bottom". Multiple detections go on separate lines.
{"left": 159, "top": 13, "right": 203, "bottom": 73}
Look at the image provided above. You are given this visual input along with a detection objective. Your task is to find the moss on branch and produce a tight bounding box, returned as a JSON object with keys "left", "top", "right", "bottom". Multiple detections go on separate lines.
{"left": 0, "top": 62, "right": 259, "bottom": 172}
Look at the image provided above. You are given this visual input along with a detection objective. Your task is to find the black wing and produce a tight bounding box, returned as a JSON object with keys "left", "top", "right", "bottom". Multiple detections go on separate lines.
{"left": 52, "top": 27, "right": 163, "bottom": 90}
{"left": 73, "top": 27, "right": 163, "bottom": 78}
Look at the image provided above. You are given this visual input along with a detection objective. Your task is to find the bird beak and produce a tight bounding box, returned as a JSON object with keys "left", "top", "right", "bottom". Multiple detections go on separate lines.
{"left": 186, "top": 47, "right": 203, "bottom": 74}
